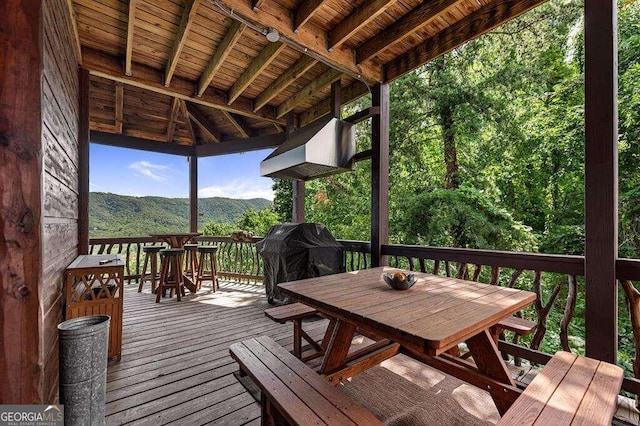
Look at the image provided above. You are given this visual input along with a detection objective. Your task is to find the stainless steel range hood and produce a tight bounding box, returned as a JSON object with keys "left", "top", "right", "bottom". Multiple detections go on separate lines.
{"left": 260, "top": 115, "right": 355, "bottom": 181}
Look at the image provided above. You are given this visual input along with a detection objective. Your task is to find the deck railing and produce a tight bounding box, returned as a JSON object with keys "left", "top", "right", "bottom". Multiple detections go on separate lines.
{"left": 87, "top": 236, "right": 640, "bottom": 397}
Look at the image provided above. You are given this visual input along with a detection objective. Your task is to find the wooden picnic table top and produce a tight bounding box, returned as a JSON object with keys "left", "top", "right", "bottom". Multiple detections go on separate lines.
{"left": 149, "top": 232, "right": 201, "bottom": 248}
{"left": 279, "top": 266, "right": 536, "bottom": 356}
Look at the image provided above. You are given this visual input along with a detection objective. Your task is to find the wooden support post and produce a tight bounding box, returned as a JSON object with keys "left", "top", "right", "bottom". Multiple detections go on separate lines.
{"left": 189, "top": 155, "right": 198, "bottom": 233}
{"left": 371, "top": 84, "right": 389, "bottom": 267}
{"left": 584, "top": 0, "right": 618, "bottom": 363}
{"left": 78, "top": 68, "right": 90, "bottom": 255}
{"left": 288, "top": 112, "right": 305, "bottom": 223}
{"left": 0, "top": 0, "right": 44, "bottom": 403}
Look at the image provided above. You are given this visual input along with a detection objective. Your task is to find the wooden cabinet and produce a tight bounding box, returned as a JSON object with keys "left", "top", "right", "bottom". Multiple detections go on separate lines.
{"left": 65, "top": 255, "right": 124, "bottom": 361}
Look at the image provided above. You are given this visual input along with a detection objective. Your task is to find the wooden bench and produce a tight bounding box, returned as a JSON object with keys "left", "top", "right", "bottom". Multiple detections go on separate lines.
{"left": 498, "top": 351, "right": 623, "bottom": 425}
{"left": 229, "top": 336, "right": 384, "bottom": 426}
{"left": 264, "top": 303, "right": 325, "bottom": 360}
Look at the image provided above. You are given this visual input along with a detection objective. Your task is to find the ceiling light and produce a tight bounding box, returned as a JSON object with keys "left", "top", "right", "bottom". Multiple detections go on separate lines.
{"left": 266, "top": 28, "right": 280, "bottom": 43}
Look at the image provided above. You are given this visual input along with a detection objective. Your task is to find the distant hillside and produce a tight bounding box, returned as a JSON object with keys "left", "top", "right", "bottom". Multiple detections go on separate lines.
{"left": 89, "top": 192, "right": 271, "bottom": 237}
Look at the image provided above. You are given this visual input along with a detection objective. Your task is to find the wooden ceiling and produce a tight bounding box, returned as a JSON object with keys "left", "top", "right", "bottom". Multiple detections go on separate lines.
{"left": 66, "top": 0, "right": 546, "bottom": 152}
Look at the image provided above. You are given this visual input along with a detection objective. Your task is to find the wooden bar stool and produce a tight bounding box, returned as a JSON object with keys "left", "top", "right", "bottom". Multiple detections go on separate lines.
{"left": 183, "top": 243, "right": 199, "bottom": 288}
{"left": 138, "top": 245, "right": 164, "bottom": 293}
{"left": 156, "top": 248, "right": 186, "bottom": 303}
{"left": 196, "top": 245, "right": 219, "bottom": 291}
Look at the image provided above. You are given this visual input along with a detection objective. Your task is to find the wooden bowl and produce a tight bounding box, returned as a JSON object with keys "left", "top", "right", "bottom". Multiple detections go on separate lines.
{"left": 383, "top": 272, "right": 417, "bottom": 290}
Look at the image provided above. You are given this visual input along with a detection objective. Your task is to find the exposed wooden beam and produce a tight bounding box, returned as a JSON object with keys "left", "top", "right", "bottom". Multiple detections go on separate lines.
{"left": 228, "top": 42, "right": 286, "bottom": 105}
{"left": 115, "top": 83, "right": 124, "bottom": 134}
{"left": 294, "top": 0, "right": 326, "bottom": 32}
{"left": 356, "top": 0, "right": 460, "bottom": 65}
{"left": 384, "top": 0, "right": 547, "bottom": 82}
{"left": 165, "top": 0, "right": 202, "bottom": 87}
{"left": 273, "top": 123, "right": 284, "bottom": 133}
{"left": 299, "top": 81, "right": 369, "bottom": 126}
{"left": 215, "top": 0, "right": 382, "bottom": 84}
{"left": 180, "top": 99, "right": 197, "bottom": 144}
{"left": 254, "top": 55, "right": 317, "bottom": 111}
{"left": 221, "top": 110, "right": 252, "bottom": 138}
{"left": 64, "top": 0, "right": 83, "bottom": 64}
{"left": 328, "top": 0, "right": 398, "bottom": 51}
{"left": 82, "top": 48, "right": 283, "bottom": 123}
{"left": 277, "top": 68, "right": 342, "bottom": 118}
{"left": 91, "top": 131, "right": 195, "bottom": 156}
{"left": 197, "top": 20, "right": 245, "bottom": 97}
{"left": 344, "top": 106, "right": 380, "bottom": 124}
{"left": 196, "top": 132, "right": 285, "bottom": 156}
{"left": 252, "top": 0, "right": 267, "bottom": 12}
{"left": 186, "top": 102, "right": 222, "bottom": 143}
{"left": 166, "top": 97, "right": 180, "bottom": 142}
{"left": 125, "top": 0, "right": 139, "bottom": 76}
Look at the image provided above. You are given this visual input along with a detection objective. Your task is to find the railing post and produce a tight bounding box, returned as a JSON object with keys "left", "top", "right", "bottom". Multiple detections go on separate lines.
{"left": 371, "top": 83, "right": 389, "bottom": 267}
{"left": 584, "top": 0, "right": 618, "bottom": 363}
{"left": 189, "top": 154, "right": 198, "bottom": 232}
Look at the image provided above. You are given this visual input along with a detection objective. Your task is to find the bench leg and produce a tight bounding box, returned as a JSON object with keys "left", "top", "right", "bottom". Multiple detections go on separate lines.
{"left": 293, "top": 319, "right": 302, "bottom": 359}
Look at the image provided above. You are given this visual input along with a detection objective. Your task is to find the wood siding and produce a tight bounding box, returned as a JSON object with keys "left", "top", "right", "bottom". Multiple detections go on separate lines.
{"left": 42, "top": 0, "right": 80, "bottom": 402}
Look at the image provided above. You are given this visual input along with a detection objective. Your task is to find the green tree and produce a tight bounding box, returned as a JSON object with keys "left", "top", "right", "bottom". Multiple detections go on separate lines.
{"left": 235, "top": 207, "right": 280, "bottom": 236}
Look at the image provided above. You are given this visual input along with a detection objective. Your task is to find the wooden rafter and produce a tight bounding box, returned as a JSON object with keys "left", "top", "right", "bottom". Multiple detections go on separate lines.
{"left": 214, "top": 0, "right": 382, "bottom": 84}
{"left": 166, "top": 97, "right": 180, "bottom": 143}
{"left": 356, "top": 0, "right": 460, "bottom": 65}
{"left": 384, "top": 0, "right": 546, "bottom": 82}
{"left": 328, "top": 0, "right": 398, "bottom": 51}
{"left": 180, "top": 100, "right": 197, "bottom": 144}
{"left": 294, "top": 0, "right": 326, "bottom": 32}
{"left": 196, "top": 132, "right": 285, "bottom": 156}
{"left": 115, "top": 83, "right": 124, "bottom": 134}
{"left": 186, "top": 102, "right": 222, "bottom": 143}
{"left": 125, "top": 0, "right": 139, "bottom": 76}
{"left": 197, "top": 21, "right": 245, "bottom": 97}
{"left": 83, "top": 48, "right": 284, "bottom": 124}
{"left": 251, "top": 0, "right": 268, "bottom": 12}
{"left": 254, "top": 55, "right": 317, "bottom": 111}
{"left": 165, "top": 0, "right": 202, "bottom": 87}
{"left": 273, "top": 123, "right": 284, "bottom": 133}
{"left": 228, "top": 42, "right": 286, "bottom": 105}
{"left": 64, "top": 0, "right": 83, "bottom": 64}
{"left": 91, "top": 131, "right": 194, "bottom": 155}
{"left": 221, "top": 110, "right": 252, "bottom": 138}
{"left": 277, "top": 69, "right": 342, "bottom": 118}
{"left": 299, "top": 81, "right": 369, "bottom": 126}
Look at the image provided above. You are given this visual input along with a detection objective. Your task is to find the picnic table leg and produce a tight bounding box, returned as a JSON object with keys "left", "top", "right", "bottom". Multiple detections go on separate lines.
{"left": 320, "top": 320, "right": 356, "bottom": 375}
{"left": 466, "top": 329, "right": 517, "bottom": 416}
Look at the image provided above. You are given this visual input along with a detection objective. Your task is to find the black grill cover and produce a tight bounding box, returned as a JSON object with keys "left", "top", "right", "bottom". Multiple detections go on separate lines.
{"left": 257, "top": 223, "right": 345, "bottom": 305}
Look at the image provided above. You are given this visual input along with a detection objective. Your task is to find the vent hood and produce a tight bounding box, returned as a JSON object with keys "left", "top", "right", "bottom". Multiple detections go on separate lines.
{"left": 260, "top": 116, "right": 355, "bottom": 181}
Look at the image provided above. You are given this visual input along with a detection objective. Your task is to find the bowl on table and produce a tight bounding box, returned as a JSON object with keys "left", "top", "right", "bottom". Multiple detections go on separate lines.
{"left": 383, "top": 272, "right": 417, "bottom": 290}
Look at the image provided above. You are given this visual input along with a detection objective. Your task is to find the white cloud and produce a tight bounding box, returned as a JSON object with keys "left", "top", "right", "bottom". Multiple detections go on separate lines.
{"left": 199, "top": 180, "right": 274, "bottom": 201}
{"left": 129, "top": 161, "right": 170, "bottom": 182}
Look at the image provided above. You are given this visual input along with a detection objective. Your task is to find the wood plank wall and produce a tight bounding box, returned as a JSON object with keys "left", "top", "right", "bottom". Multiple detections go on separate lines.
{"left": 41, "top": 0, "right": 80, "bottom": 402}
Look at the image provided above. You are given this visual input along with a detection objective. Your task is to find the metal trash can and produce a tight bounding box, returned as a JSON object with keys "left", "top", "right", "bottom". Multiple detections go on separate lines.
{"left": 58, "top": 315, "right": 110, "bottom": 426}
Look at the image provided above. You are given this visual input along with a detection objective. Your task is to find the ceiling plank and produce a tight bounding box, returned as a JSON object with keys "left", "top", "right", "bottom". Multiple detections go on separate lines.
{"left": 251, "top": 0, "right": 268, "bottom": 12}
{"left": 166, "top": 97, "right": 180, "bottom": 142}
{"left": 196, "top": 132, "right": 285, "bottom": 157}
{"left": 125, "top": 0, "right": 139, "bottom": 76}
{"left": 254, "top": 55, "right": 317, "bottom": 111}
{"left": 299, "top": 80, "right": 369, "bottom": 126}
{"left": 64, "top": 0, "right": 83, "bottom": 64}
{"left": 115, "top": 83, "right": 124, "bottom": 134}
{"left": 180, "top": 100, "right": 197, "bottom": 144}
{"left": 228, "top": 42, "right": 286, "bottom": 105}
{"left": 214, "top": 0, "right": 382, "bottom": 84}
{"left": 186, "top": 102, "right": 222, "bottom": 143}
{"left": 83, "top": 48, "right": 283, "bottom": 124}
{"left": 277, "top": 69, "right": 342, "bottom": 118}
{"left": 294, "top": 0, "right": 326, "bottom": 32}
{"left": 197, "top": 21, "right": 246, "bottom": 97}
{"left": 328, "top": 0, "right": 398, "bottom": 51}
{"left": 356, "top": 0, "right": 460, "bottom": 65}
{"left": 165, "top": 0, "right": 202, "bottom": 87}
{"left": 91, "top": 131, "right": 194, "bottom": 156}
{"left": 221, "top": 110, "right": 252, "bottom": 138}
{"left": 384, "top": 0, "right": 547, "bottom": 82}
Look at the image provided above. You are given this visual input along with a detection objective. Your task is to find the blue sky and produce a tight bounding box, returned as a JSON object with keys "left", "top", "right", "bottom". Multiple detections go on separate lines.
{"left": 89, "top": 144, "right": 275, "bottom": 200}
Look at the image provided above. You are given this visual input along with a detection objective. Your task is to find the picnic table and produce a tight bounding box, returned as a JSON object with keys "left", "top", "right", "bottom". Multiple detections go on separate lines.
{"left": 279, "top": 266, "right": 537, "bottom": 414}
{"left": 149, "top": 232, "right": 201, "bottom": 248}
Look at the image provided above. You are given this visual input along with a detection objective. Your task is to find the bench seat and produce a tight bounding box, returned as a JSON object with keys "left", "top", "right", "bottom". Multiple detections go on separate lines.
{"left": 264, "top": 302, "right": 318, "bottom": 323}
{"left": 229, "top": 336, "right": 383, "bottom": 426}
{"left": 498, "top": 351, "right": 623, "bottom": 425}
{"left": 495, "top": 316, "right": 536, "bottom": 335}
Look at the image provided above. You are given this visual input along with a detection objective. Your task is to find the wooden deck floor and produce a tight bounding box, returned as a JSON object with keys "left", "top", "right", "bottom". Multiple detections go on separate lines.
{"left": 105, "top": 281, "right": 328, "bottom": 425}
